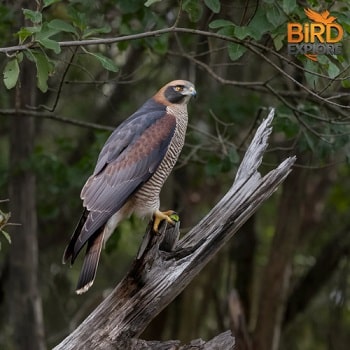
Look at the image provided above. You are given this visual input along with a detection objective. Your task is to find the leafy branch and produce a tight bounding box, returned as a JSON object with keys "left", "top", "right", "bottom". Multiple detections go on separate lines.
{"left": 1, "top": 0, "right": 350, "bottom": 161}
{"left": 2, "top": 23, "right": 350, "bottom": 108}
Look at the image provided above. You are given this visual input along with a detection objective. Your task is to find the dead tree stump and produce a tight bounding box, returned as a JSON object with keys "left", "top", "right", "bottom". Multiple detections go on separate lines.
{"left": 54, "top": 109, "right": 296, "bottom": 350}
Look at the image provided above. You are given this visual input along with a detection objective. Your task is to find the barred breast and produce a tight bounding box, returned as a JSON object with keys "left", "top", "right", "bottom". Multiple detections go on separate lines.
{"left": 133, "top": 105, "right": 188, "bottom": 217}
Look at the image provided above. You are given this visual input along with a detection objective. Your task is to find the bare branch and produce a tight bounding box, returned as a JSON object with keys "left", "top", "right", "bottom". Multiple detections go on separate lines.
{"left": 244, "top": 42, "right": 350, "bottom": 110}
{"left": 0, "top": 109, "right": 114, "bottom": 131}
{"left": 170, "top": 50, "right": 350, "bottom": 122}
{"left": 42, "top": 47, "right": 78, "bottom": 113}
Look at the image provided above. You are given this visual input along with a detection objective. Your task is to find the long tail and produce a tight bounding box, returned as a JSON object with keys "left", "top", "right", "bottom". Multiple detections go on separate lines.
{"left": 75, "top": 228, "right": 105, "bottom": 294}
{"left": 62, "top": 209, "right": 89, "bottom": 265}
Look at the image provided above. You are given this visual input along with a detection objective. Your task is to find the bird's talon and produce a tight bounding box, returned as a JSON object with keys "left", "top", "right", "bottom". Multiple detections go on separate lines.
{"left": 153, "top": 210, "right": 177, "bottom": 232}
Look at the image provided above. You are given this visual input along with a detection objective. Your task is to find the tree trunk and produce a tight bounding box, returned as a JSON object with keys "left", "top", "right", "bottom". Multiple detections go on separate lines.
{"left": 253, "top": 163, "right": 307, "bottom": 350}
{"left": 54, "top": 110, "right": 296, "bottom": 350}
{"left": 7, "top": 60, "right": 46, "bottom": 350}
{"left": 283, "top": 226, "right": 350, "bottom": 328}
{"left": 231, "top": 215, "right": 257, "bottom": 322}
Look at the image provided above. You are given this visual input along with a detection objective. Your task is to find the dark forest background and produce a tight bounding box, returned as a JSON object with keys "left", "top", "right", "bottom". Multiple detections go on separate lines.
{"left": 0, "top": 1, "right": 350, "bottom": 349}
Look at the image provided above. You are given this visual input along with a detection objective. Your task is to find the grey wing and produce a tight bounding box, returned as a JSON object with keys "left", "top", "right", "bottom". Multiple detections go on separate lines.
{"left": 73, "top": 112, "right": 177, "bottom": 256}
{"left": 92, "top": 99, "right": 166, "bottom": 175}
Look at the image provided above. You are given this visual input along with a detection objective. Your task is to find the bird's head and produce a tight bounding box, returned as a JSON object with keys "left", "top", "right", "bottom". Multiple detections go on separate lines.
{"left": 156, "top": 80, "right": 196, "bottom": 105}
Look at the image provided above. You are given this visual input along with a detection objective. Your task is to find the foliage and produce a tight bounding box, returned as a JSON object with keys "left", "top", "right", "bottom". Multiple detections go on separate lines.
{"left": 3, "top": 1, "right": 118, "bottom": 92}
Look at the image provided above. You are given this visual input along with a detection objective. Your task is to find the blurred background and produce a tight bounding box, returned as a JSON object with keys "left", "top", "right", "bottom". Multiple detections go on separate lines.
{"left": 0, "top": 1, "right": 350, "bottom": 349}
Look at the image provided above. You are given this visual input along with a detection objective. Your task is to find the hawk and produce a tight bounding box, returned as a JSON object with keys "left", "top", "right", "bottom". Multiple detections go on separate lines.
{"left": 63, "top": 80, "right": 196, "bottom": 294}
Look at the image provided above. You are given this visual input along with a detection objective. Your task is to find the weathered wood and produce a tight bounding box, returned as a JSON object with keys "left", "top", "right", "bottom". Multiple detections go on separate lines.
{"left": 130, "top": 330, "right": 235, "bottom": 349}
{"left": 54, "top": 109, "right": 296, "bottom": 350}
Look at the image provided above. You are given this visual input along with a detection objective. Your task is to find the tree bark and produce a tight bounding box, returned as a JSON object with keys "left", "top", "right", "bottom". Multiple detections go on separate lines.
{"left": 54, "top": 109, "right": 295, "bottom": 350}
{"left": 131, "top": 330, "right": 235, "bottom": 349}
{"left": 231, "top": 215, "right": 257, "bottom": 322}
{"left": 253, "top": 162, "right": 307, "bottom": 350}
{"left": 7, "top": 61, "right": 46, "bottom": 349}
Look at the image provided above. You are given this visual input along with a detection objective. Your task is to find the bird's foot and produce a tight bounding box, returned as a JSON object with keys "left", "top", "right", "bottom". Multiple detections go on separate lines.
{"left": 153, "top": 210, "right": 177, "bottom": 233}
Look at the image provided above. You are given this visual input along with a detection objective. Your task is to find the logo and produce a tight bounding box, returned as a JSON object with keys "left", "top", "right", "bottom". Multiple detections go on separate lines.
{"left": 287, "top": 8, "right": 343, "bottom": 61}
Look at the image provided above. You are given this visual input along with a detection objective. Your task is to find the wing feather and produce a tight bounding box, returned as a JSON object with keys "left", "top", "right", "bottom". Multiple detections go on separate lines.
{"left": 92, "top": 99, "right": 167, "bottom": 176}
{"left": 72, "top": 104, "right": 177, "bottom": 256}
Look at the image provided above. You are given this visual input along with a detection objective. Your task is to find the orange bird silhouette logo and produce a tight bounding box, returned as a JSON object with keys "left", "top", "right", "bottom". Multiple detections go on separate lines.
{"left": 304, "top": 8, "right": 336, "bottom": 25}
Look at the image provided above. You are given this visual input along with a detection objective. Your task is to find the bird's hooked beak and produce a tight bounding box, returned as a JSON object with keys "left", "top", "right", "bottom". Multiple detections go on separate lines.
{"left": 185, "top": 86, "right": 197, "bottom": 98}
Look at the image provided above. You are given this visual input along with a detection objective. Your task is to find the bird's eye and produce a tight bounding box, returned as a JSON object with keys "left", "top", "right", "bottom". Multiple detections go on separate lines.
{"left": 174, "top": 85, "right": 184, "bottom": 92}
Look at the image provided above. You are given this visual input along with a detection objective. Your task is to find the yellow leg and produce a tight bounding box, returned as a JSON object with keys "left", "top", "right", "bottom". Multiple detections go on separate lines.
{"left": 153, "top": 210, "right": 176, "bottom": 232}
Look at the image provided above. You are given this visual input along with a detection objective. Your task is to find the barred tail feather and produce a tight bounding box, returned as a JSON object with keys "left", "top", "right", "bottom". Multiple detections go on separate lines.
{"left": 75, "top": 228, "right": 104, "bottom": 295}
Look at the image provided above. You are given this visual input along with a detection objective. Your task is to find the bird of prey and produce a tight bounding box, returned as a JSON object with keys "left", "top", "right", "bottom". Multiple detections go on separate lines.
{"left": 63, "top": 80, "right": 196, "bottom": 294}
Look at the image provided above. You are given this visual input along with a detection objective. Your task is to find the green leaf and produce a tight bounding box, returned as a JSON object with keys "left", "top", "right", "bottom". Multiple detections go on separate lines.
{"left": 17, "top": 28, "right": 32, "bottom": 43}
{"left": 88, "top": 52, "right": 119, "bottom": 72}
{"left": 3, "top": 58, "right": 20, "bottom": 89}
{"left": 148, "top": 35, "right": 169, "bottom": 55}
{"left": 144, "top": 0, "right": 162, "bottom": 6}
{"left": 68, "top": 6, "right": 87, "bottom": 32}
{"left": 34, "top": 52, "right": 53, "bottom": 92}
{"left": 209, "top": 19, "right": 234, "bottom": 29}
{"left": 282, "top": 0, "right": 297, "bottom": 14}
{"left": 235, "top": 26, "right": 252, "bottom": 40}
{"left": 25, "top": 50, "right": 54, "bottom": 93}
{"left": 341, "top": 79, "right": 350, "bottom": 88}
{"left": 38, "top": 38, "right": 61, "bottom": 53}
{"left": 205, "top": 156, "right": 222, "bottom": 176}
{"left": 118, "top": 0, "right": 144, "bottom": 13}
{"left": 17, "top": 52, "right": 24, "bottom": 63}
{"left": 217, "top": 25, "right": 235, "bottom": 38}
{"left": 82, "top": 25, "right": 111, "bottom": 39}
{"left": 274, "top": 113, "right": 299, "bottom": 138}
{"left": 304, "top": 59, "right": 319, "bottom": 88}
{"left": 23, "top": 9, "right": 42, "bottom": 24}
{"left": 317, "top": 55, "right": 328, "bottom": 65}
{"left": 183, "top": 0, "right": 203, "bottom": 22}
{"left": 228, "top": 43, "right": 246, "bottom": 61}
{"left": 35, "top": 23, "right": 61, "bottom": 53}
{"left": 0, "top": 209, "right": 11, "bottom": 250}
{"left": 1, "top": 229, "right": 11, "bottom": 244}
{"left": 327, "top": 60, "right": 340, "bottom": 79}
{"left": 48, "top": 19, "right": 77, "bottom": 34}
{"left": 273, "top": 34, "right": 285, "bottom": 51}
{"left": 36, "top": 22, "right": 59, "bottom": 39}
{"left": 204, "top": 0, "right": 221, "bottom": 13}
{"left": 266, "top": 4, "right": 286, "bottom": 27}
{"left": 43, "top": 0, "right": 62, "bottom": 8}
{"left": 17, "top": 26, "right": 41, "bottom": 43}
{"left": 248, "top": 7, "right": 274, "bottom": 39}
